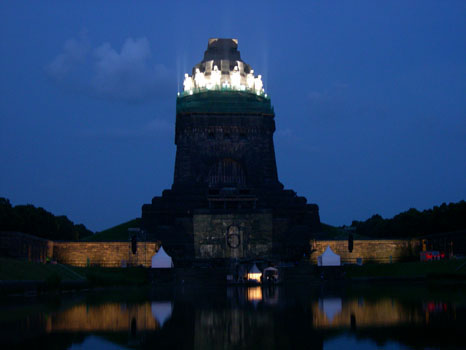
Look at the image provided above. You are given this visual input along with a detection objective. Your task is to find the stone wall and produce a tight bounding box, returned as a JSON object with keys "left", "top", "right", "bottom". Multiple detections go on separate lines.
{"left": 1, "top": 232, "right": 421, "bottom": 267}
{"left": 310, "top": 239, "right": 420, "bottom": 264}
{"left": 0, "top": 231, "right": 53, "bottom": 263}
{"left": 53, "top": 241, "right": 159, "bottom": 267}
{"left": 0, "top": 232, "right": 160, "bottom": 267}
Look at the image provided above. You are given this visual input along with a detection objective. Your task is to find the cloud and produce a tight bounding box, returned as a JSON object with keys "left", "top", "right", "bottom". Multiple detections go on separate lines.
{"left": 46, "top": 36, "right": 173, "bottom": 102}
{"left": 47, "top": 36, "right": 90, "bottom": 79}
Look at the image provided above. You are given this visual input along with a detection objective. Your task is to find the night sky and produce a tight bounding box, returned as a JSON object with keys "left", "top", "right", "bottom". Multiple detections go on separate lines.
{"left": 1, "top": 1, "right": 465, "bottom": 231}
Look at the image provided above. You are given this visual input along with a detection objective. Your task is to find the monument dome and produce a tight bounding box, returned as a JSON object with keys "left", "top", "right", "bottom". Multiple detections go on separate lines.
{"left": 177, "top": 38, "right": 272, "bottom": 115}
{"left": 181, "top": 38, "right": 264, "bottom": 95}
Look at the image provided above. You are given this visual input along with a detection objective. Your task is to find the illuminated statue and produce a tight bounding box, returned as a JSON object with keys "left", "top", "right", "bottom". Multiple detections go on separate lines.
{"left": 182, "top": 45, "right": 266, "bottom": 95}
{"left": 254, "top": 75, "right": 263, "bottom": 94}
{"left": 230, "top": 66, "right": 241, "bottom": 90}
{"left": 194, "top": 68, "right": 206, "bottom": 89}
{"left": 222, "top": 77, "right": 230, "bottom": 89}
{"left": 246, "top": 70, "right": 255, "bottom": 90}
{"left": 211, "top": 65, "right": 221, "bottom": 88}
{"left": 183, "top": 73, "right": 193, "bottom": 92}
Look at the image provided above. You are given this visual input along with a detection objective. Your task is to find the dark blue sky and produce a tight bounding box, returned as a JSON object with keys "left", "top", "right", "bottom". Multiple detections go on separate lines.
{"left": 1, "top": 1, "right": 465, "bottom": 231}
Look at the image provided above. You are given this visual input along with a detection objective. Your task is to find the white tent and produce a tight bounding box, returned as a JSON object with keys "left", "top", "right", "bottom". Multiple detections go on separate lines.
{"left": 151, "top": 246, "right": 174, "bottom": 268}
{"left": 247, "top": 264, "right": 262, "bottom": 282}
{"left": 317, "top": 246, "right": 341, "bottom": 266}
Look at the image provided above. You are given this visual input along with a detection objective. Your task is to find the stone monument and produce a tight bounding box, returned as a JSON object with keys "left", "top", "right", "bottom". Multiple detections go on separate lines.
{"left": 142, "top": 38, "right": 320, "bottom": 265}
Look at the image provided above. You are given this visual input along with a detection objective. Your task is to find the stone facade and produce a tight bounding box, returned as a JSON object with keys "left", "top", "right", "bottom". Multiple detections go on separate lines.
{"left": 310, "top": 239, "right": 420, "bottom": 264}
{"left": 173, "top": 112, "right": 278, "bottom": 188}
{"left": 193, "top": 211, "right": 273, "bottom": 259}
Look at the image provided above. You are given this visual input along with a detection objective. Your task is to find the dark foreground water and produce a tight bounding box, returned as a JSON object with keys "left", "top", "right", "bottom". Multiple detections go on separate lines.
{"left": 1, "top": 283, "right": 465, "bottom": 350}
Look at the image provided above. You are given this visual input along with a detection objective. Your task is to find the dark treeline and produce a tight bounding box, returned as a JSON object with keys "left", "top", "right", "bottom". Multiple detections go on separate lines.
{"left": 350, "top": 200, "right": 466, "bottom": 238}
{"left": 0, "top": 198, "right": 93, "bottom": 241}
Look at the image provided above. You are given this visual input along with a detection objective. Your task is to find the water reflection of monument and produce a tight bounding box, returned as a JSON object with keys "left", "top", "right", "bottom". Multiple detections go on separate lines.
{"left": 39, "top": 295, "right": 426, "bottom": 334}
{"left": 2, "top": 292, "right": 463, "bottom": 350}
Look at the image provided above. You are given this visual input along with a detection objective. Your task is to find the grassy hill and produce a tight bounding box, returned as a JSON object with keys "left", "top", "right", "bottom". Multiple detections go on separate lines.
{"left": 317, "top": 223, "right": 368, "bottom": 240}
{"left": 0, "top": 257, "right": 85, "bottom": 281}
{"left": 82, "top": 218, "right": 141, "bottom": 242}
{"left": 0, "top": 257, "right": 148, "bottom": 287}
{"left": 319, "top": 223, "right": 347, "bottom": 239}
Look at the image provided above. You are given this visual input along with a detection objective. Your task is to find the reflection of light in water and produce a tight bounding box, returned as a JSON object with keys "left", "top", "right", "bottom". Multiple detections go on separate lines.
{"left": 47, "top": 303, "right": 158, "bottom": 332}
{"left": 151, "top": 302, "right": 173, "bottom": 327}
{"left": 263, "top": 287, "right": 279, "bottom": 305}
{"left": 314, "top": 298, "right": 425, "bottom": 329}
{"left": 319, "top": 298, "right": 342, "bottom": 323}
{"left": 247, "top": 287, "right": 262, "bottom": 302}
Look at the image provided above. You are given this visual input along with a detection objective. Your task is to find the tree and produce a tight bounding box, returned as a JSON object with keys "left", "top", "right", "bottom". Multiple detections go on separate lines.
{"left": 348, "top": 200, "right": 466, "bottom": 238}
{"left": 0, "top": 198, "right": 93, "bottom": 241}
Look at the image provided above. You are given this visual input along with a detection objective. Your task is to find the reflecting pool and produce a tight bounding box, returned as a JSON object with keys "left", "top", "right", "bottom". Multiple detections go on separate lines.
{"left": 1, "top": 283, "right": 465, "bottom": 349}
